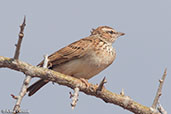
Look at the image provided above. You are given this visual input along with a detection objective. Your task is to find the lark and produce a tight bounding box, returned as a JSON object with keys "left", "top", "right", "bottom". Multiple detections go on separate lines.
{"left": 27, "top": 26, "right": 125, "bottom": 96}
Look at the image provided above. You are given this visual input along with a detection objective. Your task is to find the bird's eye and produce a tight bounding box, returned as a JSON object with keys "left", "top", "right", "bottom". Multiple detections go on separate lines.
{"left": 108, "top": 31, "right": 114, "bottom": 34}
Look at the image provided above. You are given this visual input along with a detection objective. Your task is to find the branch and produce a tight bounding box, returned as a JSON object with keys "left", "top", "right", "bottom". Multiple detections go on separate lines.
{"left": 70, "top": 87, "right": 79, "bottom": 109}
{"left": 13, "top": 75, "right": 31, "bottom": 114}
{"left": 14, "top": 16, "right": 26, "bottom": 60}
{"left": 152, "top": 69, "right": 167, "bottom": 109}
{"left": 12, "top": 16, "right": 29, "bottom": 114}
{"left": 0, "top": 56, "right": 160, "bottom": 114}
{"left": 13, "top": 55, "right": 49, "bottom": 113}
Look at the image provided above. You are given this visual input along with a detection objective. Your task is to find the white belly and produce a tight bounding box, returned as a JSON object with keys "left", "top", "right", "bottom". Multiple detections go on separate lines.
{"left": 53, "top": 48, "right": 116, "bottom": 79}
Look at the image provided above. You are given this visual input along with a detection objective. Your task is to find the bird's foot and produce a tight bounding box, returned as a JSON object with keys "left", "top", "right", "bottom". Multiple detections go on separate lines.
{"left": 80, "top": 78, "right": 89, "bottom": 88}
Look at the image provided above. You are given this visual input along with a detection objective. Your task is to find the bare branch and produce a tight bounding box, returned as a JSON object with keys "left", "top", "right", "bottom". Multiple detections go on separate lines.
{"left": 157, "top": 102, "right": 167, "bottom": 114}
{"left": 12, "top": 16, "right": 28, "bottom": 114}
{"left": 13, "top": 75, "right": 31, "bottom": 114}
{"left": 0, "top": 56, "right": 160, "bottom": 114}
{"left": 14, "top": 16, "right": 26, "bottom": 60}
{"left": 13, "top": 54, "right": 49, "bottom": 113}
{"left": 152, "top": 68, "right": 167, "bottom": 109}
{"left": 70, "top": 87, "right": 79, "bottom": 109}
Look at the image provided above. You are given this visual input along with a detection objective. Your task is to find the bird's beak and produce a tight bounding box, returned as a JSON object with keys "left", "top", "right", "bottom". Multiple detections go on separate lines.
{"left": 118, "top": 32, "right": 125, "bottom": 36}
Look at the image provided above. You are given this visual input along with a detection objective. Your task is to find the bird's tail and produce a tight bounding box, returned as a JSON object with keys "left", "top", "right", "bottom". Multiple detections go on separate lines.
{"left": 27, "top": 79, "right": 48, "bottom": 96}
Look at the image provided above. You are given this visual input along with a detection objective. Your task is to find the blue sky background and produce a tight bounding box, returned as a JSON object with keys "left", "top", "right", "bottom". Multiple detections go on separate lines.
{"left": 0, "top": 0, "right": 170, "bottom": 114}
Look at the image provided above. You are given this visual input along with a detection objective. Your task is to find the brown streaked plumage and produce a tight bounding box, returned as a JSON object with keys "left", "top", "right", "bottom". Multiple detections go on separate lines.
{"left": 27, "top": 26, "right": 125, "bottom": 96}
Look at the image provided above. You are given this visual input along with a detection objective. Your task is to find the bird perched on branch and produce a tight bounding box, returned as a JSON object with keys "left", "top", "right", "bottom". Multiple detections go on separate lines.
{"left": 27, "top": 26, "right": 125, "bottom": 96}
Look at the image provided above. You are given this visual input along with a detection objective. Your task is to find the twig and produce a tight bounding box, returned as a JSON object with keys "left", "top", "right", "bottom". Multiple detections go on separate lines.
{"left": 43, "top": 54, "right": 49, "bottom": 68}
{"left": 152, "top": 68, "right": 167, "bottom": 109}
{"left": 0, "top": 56, "right": 161, "bottom": 114}
{"left": 13, "top": 55, "right": 49, "bottom": 113}
{"left": 12, "top": 16, "right": 48, "bottom": 113}
{"left": 12, "top": 16, "right": 28, "bottom": 114}
{"left": 14, "top": 16, "right": 26, "bottom": 59}
{"left": 70, "top": 87, "right": 79, "bottom": 109}
{"left": 96, "top": 77, "right": 107, "bottom": 93}
{"left": 13, "top": 75, "right": 31, "bottom": 114}
{"left": 157, "top": 102, "right": 167, "bottom": 114}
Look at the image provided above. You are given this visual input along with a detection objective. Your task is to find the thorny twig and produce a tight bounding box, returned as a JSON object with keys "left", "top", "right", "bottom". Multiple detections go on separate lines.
{"left": 14, "top": 16, "right": 26, "bottom": 60}
{"left": 70, "top": 87, "right": 79, "bottom": 109}
{"left": 13, "top": 16, "right": 28, "bottom": 114}
{"left": 152, "top": 68, "right": 167, "bottom": 109}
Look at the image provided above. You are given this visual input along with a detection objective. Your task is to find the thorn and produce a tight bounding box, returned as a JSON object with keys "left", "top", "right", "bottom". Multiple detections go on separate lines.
{"left": 159, "top": 79, "right": 163, "bottom": 83}
{"left": 90, "top": 28, "right": 95, "bottom": 35}
{"left": 11, "top": 94, "right": 18, "bottom": 99}
{"left": 69, "top": 92, "right": 73, "bottom": 98}
{"left": 164, "top": 68, "right": 167, "bottom": 73}
{"left": 22, "top": 16, "right": 26, "bottom": 27}
{"left": 120, "top": 88, "right": 125, "bottom": 96}
{"left": 96, "top": 77, "right": 107, "bottom": 93}
{"left": 158, "top": 92, "right": 162, "bottom": 96}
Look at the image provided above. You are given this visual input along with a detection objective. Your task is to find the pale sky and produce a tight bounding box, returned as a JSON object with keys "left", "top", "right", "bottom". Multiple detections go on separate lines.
{"left": 0, "top": 0, "right": 170, "bottom": 114}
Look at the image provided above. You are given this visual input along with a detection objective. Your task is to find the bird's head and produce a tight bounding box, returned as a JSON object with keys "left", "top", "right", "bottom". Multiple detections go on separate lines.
{"left": 91, "top": 26, "right": 125, "bottom": 43}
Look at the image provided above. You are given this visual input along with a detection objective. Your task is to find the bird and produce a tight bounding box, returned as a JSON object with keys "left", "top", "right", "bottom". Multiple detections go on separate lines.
{"left": 27, "top": 26, "right": 125, "bottom": 96}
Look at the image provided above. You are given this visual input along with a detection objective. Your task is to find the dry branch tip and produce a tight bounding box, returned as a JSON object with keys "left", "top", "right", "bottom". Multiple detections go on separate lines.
{"left": 152, "top": 68, "right": 167, "bottom": 109}
{"left": 70, "top": 87, "right": 79, "bottom": 109}
{"left": 96, "top": 77, "right": 107, "bottom": 93}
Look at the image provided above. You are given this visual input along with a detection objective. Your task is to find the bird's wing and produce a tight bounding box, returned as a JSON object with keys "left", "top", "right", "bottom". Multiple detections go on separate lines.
{"left": 37, "top": 37, "right": 94, "bottom": 68}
